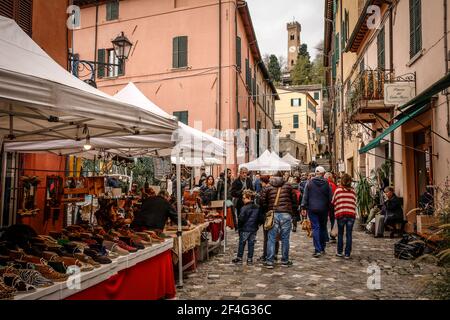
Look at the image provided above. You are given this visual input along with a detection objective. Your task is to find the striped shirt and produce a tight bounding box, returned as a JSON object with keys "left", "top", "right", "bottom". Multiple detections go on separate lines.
{"left": 332, "top": 187, "right": 357, "bottom": 219}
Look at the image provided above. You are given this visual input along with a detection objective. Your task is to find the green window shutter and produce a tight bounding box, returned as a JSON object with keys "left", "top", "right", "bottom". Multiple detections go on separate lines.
{"left": 410, "top": 0, "right": 422, "bottom": 58}
{"left": 179, "top": 36, "right": 188, "bottom": 68}
{"left": 111, "top": 1, "right": 119, "bottom": 20}
{"left": 293, "top": 115, "right": 299, "bottom": 129}
{"left": 97, "top": 49, "right": 105, "bottom": 78}
{"left": 173, "top": 37, "right": 179, "bottom": 68}
{"left": 291, "top": 99, "right": 294, "bottom": 107}
{"left": 415, "top": 0, "right": 422, "bottom": 55}
{"left": 106, "top": 1, "right": 119, "bottom": 21}
{"left": 335, "top": 33, "right": 340, "bottom": 63}
{"left": 253, "top": 76, "right": 256, "bottom": 103}
{"left": 377, "top": 27, "right": 385, "bottom": 70}
{"left": 118, "top": 58, "right": 124, "bottom": 76}
{"left": 236, "top": 36, "right": 242, "bottom": 71}
{"left": 245, "top": 59, "right": 249, "bottom": 86}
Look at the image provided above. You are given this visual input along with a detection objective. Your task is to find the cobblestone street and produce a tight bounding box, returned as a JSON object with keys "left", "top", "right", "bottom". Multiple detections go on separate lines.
{"left": 176, "top": 225, "right": 442, "bottom": 300}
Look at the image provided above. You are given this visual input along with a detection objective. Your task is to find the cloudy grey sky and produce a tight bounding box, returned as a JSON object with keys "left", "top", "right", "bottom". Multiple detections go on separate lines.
{"left": 246, "top": 0, "right": 324, "bottom": 60}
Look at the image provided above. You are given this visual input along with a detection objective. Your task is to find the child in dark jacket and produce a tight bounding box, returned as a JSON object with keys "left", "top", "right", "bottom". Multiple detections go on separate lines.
{"left": 232, "top": 190, "right": 261, "bottom": 265}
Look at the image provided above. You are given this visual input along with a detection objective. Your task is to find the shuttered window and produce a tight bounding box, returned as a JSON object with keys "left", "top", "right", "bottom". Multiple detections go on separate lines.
{"left": 106, "top": 1, "right": 119, "bottom": 21}
{"left": 174, "top": 111, "right": 188, "bottom": 125}
{"left": 97, "top": 49, "right": 106, "bottom": 78}
{"left": 236, "top": 36, "right": 242, "bottom": 71}
{"left": 409, "top": 0, "right": 422, "bottom": 58}
{"left": 173, "top": 36, "right": 188, "bottom": 68}
{"left": 377, "top": 27, "right": 385, "bottom": 70}
{"left": 0, "top": 0, "right": 32, "bottom": 36}
{"left": 293, "top": 115, "right": 299, "bottom": 129}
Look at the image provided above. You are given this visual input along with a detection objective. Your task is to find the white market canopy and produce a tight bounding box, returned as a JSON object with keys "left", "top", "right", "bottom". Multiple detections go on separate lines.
{"left": 114, "top": 83, "right": 225, "bottom": 161}
{"left": 282, "top": 153, "right": 301, "bottom": 166}
{"left": 0, "top": 16, "right": 177, "bottom": 142}
{"left": 239, "top": 150, "right": 291, "bottom": 172}
{"left": 5, "top": 82, "right": 226, "bottom": 161}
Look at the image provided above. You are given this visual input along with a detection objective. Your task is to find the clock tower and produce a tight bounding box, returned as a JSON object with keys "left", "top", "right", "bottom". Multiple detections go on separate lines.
{"left": 287, "top": 21, "right": 301, "bottom": 72}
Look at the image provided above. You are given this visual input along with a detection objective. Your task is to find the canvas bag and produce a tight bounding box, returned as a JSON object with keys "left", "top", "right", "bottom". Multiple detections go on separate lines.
{"left": 264, "top": 187, "right": 282, "bottom": 231}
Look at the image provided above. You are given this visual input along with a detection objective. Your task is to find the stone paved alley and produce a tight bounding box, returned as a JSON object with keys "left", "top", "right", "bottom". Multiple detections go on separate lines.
{"left": 176, "top": 226, "right": 442, "bottom": 300}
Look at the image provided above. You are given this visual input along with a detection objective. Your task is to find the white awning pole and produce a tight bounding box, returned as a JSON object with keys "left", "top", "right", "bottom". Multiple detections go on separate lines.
{"left": 176, "top": 153, "right": 183, "bottom": 288}
{"left": 0, "top": 150, "right": 7, "bottom": 227}
{"left": 223, "top": 160, "right": 227, "bottom": 251}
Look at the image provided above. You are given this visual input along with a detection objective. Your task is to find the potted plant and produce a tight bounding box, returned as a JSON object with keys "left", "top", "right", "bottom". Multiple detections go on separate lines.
{"left": 355, "top": 172, "right": 374, "bottom": 225}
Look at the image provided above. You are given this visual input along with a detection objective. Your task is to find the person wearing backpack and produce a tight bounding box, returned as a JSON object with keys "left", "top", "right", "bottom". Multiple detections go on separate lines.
{"left": 301, "top": 166, "right": 332, "bottom": 258}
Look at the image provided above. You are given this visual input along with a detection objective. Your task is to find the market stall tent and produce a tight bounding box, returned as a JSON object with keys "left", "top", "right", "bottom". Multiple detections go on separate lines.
{"left": 282, "top": 153, "right": 301, "bottom": 166}
{"left": 0, "top": 16, "right": 177, "bottom": 142}
{"left": 114, "top": 83, "right": 225, "bottom": 160}
{"left": 238, "top": 150, "right": 291, "bottom": 172}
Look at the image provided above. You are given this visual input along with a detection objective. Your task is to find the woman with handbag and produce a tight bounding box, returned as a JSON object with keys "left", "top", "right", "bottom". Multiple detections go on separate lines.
{"left": 257, "top": 175, "right": 280, "bottom": 263}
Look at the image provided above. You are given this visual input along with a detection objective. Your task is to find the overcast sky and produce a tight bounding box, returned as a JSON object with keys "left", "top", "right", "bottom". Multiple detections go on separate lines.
{"left": 246, "top": 0, "right": 324, "bottom": 60}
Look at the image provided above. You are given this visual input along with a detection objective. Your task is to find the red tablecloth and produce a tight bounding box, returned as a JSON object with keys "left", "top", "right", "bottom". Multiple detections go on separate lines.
{"left": 208, "top": 220, "right": 224, "bottom": 242}
{"left": 66, "top": 250, "right": 176, "bottom": 300}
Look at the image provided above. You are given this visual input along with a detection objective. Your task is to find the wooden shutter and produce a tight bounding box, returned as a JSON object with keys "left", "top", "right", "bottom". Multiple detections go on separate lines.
{"left": 179, "top": 36, "right": 188, "bottom": 68}
{"left": 377, "top": 27, "right": 385, "bottom": 70}
{"left": 118, "top": 58, "right": 124, "bottom": 76}
{"left": 106, "top": 1, "right": 119, "bottom": 21}
{"left": 97, "top": 49, "right": 105, "bottom": 78}
{"left": 173, "top": 36, "right": 188, "bottom": 68}
{"left": 1, "top": 0, "right": 32, "bottom": 36}
{"left": 173, "top": 37, "right": 179, "bottom": 68}
{"left": 245, "top": 59, "right": 249, "bottom": 86}
{"left": 410, "top": 0, "right": 422, "bottom": 57}
{"left": 414, "top": 0, "right": 422, "bottom": 55}
{"left": 17, "top": 0, "right": 32, "bottom": 36}
{"left": 236, "top": 36, "right": 241, "bottom": 71}
{"left": 111, "top": 1, "right": 119, "bottom": 20}
{"left": 0, "top": 0, "right": 14, "bottom": 19}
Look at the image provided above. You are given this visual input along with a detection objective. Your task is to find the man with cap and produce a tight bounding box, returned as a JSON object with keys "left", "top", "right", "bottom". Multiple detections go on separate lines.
{"left": 301, "top": 166, "right": 333, "bottom": 258}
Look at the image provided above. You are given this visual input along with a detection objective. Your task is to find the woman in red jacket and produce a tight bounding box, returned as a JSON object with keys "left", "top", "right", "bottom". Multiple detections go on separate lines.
{"left": 331, "top": 174, "right": 356, "bottom": 259}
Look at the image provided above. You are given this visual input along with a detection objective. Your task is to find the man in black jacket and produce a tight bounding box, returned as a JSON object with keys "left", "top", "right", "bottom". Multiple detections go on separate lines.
{"left": 131, "top": 191, "right": 188, "bottom": 232}
{"left": 382, "top": 187, "right": 404, "bottom": 238}
{"left": 230, "top": 167, "right": 254, "bottom": 231}
{"left": 301, "top": 167, "right": 332, "bottom": 258}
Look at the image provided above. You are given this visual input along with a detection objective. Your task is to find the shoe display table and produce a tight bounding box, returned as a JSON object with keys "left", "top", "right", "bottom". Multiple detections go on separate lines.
{"left": 14, "top": 239, "right": 175, "bottom": 300}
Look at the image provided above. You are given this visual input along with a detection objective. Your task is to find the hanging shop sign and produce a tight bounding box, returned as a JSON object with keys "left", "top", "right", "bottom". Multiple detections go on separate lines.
{"left": 384, "top": 82, "right": 416, "bottom": 105}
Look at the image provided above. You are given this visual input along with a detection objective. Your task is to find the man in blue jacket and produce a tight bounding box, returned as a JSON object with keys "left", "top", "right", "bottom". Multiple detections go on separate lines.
{"left": 301, "top": 166, "right": 332, "bottom": 258}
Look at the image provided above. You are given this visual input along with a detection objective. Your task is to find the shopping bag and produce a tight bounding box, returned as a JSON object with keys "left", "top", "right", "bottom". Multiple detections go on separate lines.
{"left": 330, "top": 224, "right": 338, "bottom": 238}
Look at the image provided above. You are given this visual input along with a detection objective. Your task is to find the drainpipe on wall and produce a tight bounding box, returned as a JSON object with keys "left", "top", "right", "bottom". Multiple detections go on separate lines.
{"left": 218, "top": 0, "right": 222, "bottom": 131}
{"left": 340, "top": 0, "right": 345, "bottom": 171}
{"left": 444, "top": 0, "right": 450, "bottom": 136}
{"left": 93, "top": 0, "right": 99, "bottom": 82}
{"left": 389, "top": 4, "right": 395, "bottom": 185}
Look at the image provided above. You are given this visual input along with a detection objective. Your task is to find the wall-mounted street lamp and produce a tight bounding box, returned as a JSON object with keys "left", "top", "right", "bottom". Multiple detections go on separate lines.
{"left": 70, "top": 31, "right": 133, "bottom": 88}
{"left": 111, "top": 32, "right": 133, "bottom": 60}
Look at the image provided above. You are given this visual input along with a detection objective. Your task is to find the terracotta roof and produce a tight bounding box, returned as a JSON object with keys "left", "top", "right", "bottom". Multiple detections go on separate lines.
{"left": 323, "top": 0, "right": 334, "bottom": 67}
{"left": 344, "top": 0, "right": 384, "bottom": 53}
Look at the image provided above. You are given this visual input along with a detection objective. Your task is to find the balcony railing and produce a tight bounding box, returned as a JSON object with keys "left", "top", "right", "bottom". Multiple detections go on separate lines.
{"left": 346, "top": 69, "right": 393, "bottom": 122}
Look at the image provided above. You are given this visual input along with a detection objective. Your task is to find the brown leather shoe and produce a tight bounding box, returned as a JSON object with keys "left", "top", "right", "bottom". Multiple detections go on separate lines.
{"left": 32, "top": 264, "right": 69, "bottom": 282}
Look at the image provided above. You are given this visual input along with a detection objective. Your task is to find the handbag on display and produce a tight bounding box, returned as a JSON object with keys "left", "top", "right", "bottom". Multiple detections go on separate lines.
{"left": 264, "top": 187, "right": 281, "bottom": 231}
